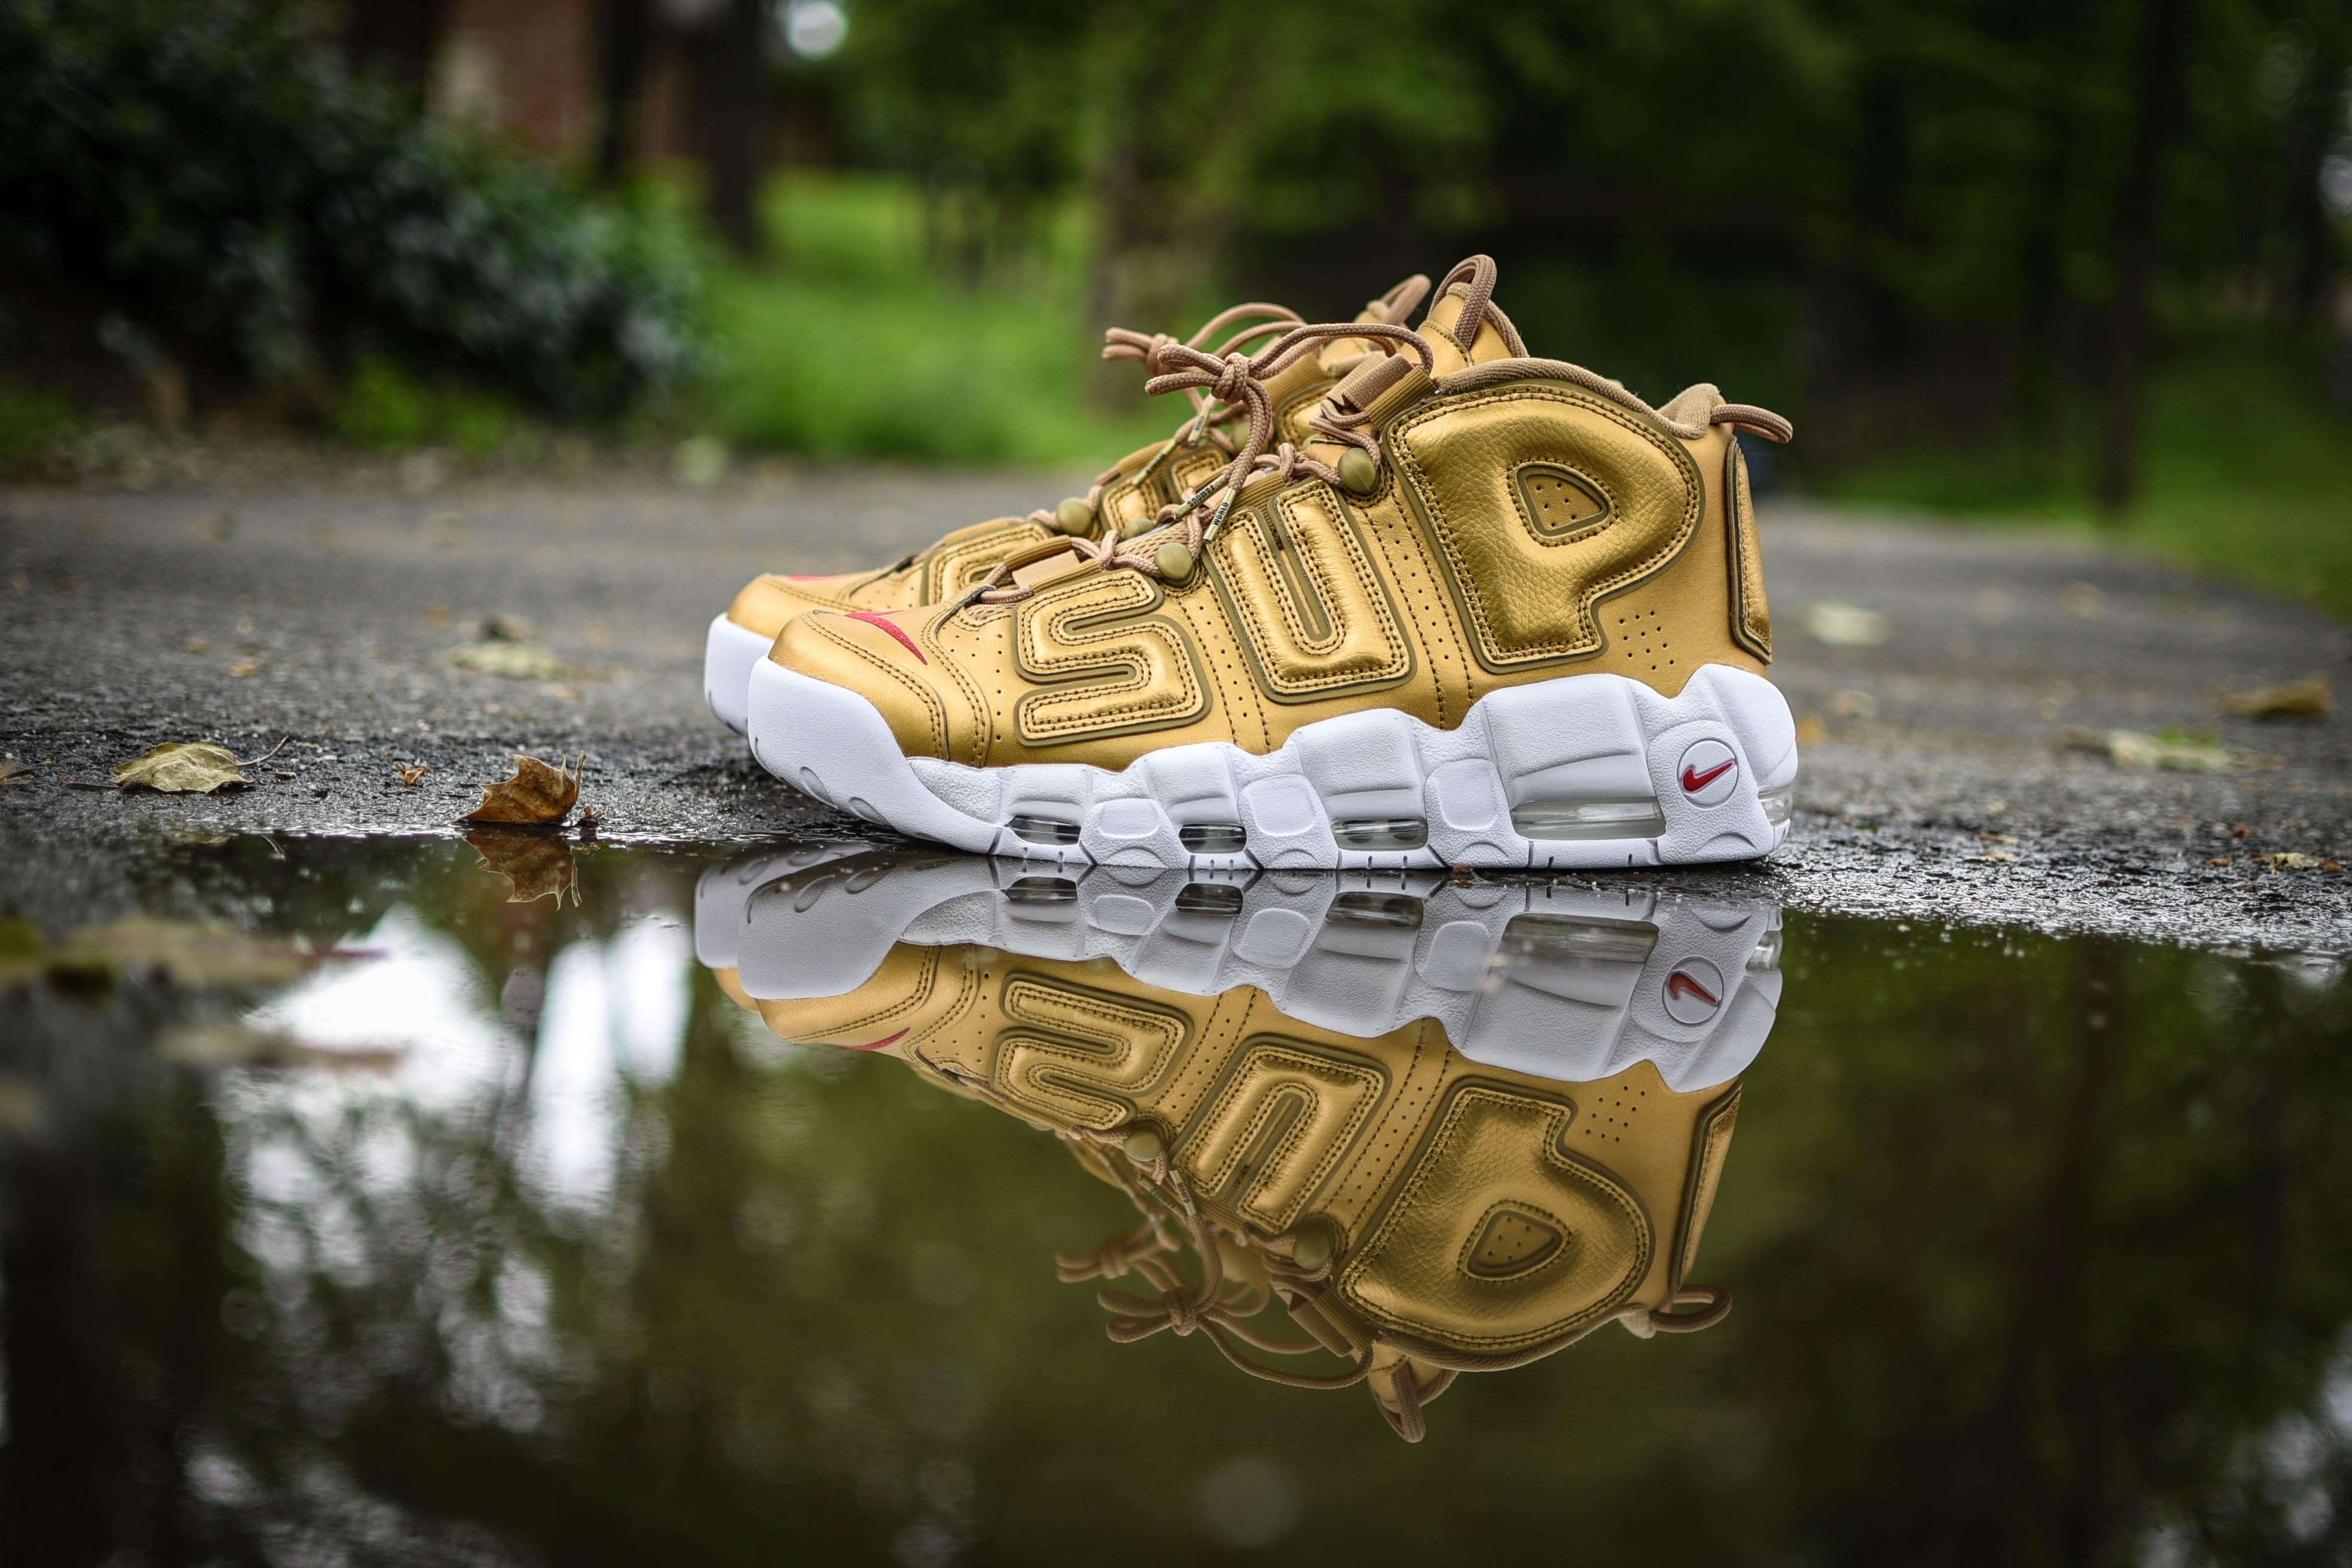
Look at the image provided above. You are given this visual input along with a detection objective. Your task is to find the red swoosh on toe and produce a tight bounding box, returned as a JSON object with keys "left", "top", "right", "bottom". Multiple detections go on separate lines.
{"left": 844, "top": 611, "right": 927, "bottom": 664}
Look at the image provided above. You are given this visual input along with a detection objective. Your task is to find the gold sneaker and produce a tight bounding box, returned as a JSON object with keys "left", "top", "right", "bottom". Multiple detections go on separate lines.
{"left": 699, "top": 280, "right": 1435, "bottom": 732}
{"left": 710, "top": 847, "right": 1777, "bottom": 1440}
{"left": 745, "top": 256, "right": 1798, "bottom": 870}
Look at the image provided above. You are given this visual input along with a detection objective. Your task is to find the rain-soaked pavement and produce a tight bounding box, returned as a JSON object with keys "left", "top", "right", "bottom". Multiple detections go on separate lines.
{"left": 3, "top": 448, "right": 2351, "bottom": 1559}
{"left": 3, "top": 448, "right": 2348, "bottom": 949}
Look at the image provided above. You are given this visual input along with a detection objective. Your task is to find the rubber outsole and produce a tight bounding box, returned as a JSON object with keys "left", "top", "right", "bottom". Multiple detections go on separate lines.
{"left": 717, "top": 846, "right": 1784, "bottom": 1092}
{"left": 746, "top": 659, "right": 1797, "bottom": 872}
{"left": 702, "top": 613, "right": 774, "bottom": 736}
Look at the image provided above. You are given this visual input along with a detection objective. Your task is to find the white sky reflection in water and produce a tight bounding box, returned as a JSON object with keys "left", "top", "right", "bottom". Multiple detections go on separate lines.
{"left": 242, "top": 904, "right": 512, "bottom": 1111}
{"left": 228, "top": 906, "right": 693, "bottom": 1239}
{"left": 525, "top": 915, "right": 691, "bottom": 1209}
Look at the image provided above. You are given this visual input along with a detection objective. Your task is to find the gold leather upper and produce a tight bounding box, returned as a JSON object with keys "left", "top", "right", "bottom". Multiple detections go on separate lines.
{"left": 734, "top": 929, "right": 1741, "bottom": 1438}
{"left": 770, "top": 280, "right": 1774, "bottom": 768}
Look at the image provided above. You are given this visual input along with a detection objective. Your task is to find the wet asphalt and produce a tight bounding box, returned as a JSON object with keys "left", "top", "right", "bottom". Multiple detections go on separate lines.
{"left": 3, "top": 442, "right": 2348, "bottom": 952}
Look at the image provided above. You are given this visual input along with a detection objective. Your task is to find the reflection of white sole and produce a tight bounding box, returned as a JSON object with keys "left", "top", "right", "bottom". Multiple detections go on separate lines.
{"left": 702, "top": 614, "right": 774, "bottom": 735}
{"left": 690, "top": 837, "right": 883, "bottom": 972}
{"left": 746, "top": 660, "right": 1797, "bottom": 872}
{"left": 725, "top": 851, "right": 1783, "bottom": 1092}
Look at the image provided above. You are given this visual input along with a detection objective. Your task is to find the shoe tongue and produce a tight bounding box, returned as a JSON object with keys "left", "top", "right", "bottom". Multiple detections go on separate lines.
{"left": 1314, "top": 272, "right": 1437, "bottom": 374}
{"left": 1417, "top": 284, "right": 1519, "bottom": 373}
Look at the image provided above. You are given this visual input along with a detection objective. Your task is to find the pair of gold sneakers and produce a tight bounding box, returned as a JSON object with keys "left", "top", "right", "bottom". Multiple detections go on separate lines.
{"left": 703, "top": 256, "right": 1798, "bottom": 871}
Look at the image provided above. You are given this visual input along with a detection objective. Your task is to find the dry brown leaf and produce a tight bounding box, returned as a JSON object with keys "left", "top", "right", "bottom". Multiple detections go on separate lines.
{"left": 461, "top": 753, "right": 581, "bottom": 826}
{"left": 229, "top": 661, "right": 260, "bottom": 678}
{"left": 112, "top": 742, "right": 247, "bottom": 794}
{"left": 466, "top": 827, "right": 580, "bottom": 904}
{"left": 394, "top": 762, "right": 428, "bottom": 786}
{"left": 2221, "top": 675, "right": 2330, "bottom": 721}
{"left": 0, "top": 760, "right": 28, "bottom": 788}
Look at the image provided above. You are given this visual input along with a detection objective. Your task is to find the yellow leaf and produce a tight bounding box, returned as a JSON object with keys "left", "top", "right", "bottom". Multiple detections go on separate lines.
{"left": 394, "top": 762, "right": 427, "bottom": 786}
{"left": 460, "top": 753, "right": 581, "bottom": 826}
{"left": 112, "top": 742, "right": 247, "bottom": 794}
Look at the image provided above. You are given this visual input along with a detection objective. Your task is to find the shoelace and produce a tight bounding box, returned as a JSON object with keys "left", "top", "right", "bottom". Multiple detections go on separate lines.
{"left": 969, "top": 319, "right": 1434, "bottom": 607}
{"left": 1047, "top": 1125, "right": 1477, "bottom": 1441}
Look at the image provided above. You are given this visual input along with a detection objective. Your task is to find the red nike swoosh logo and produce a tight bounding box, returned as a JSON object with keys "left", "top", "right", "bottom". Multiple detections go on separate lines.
{"left": 846, "top": 611, "right": 926, "bottom": 664}
{"left": 1665, "top": 972, "right": 1720, "bottom": 1007}
{"left": 1681, "top": 759, "right": 1735, "bottom": 792}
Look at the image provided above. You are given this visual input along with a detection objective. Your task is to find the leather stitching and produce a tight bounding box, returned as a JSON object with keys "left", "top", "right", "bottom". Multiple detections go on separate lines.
{"left": 807, "top": 618, "right": 948, "bottom": 756}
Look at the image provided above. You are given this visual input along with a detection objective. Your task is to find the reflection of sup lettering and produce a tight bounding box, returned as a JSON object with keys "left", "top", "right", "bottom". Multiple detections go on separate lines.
{"left": 992, "top": 977, "right": 1188, "bottom": 1129}
{"left": 1343, "top": 1085, "right": 1650, "bottom": 1355}
{"left": 1680, "top": 758, "right": 1735, "bottom": 794}
{"left": 1665, "top": 970, "right": 1719, "bottom": 1008}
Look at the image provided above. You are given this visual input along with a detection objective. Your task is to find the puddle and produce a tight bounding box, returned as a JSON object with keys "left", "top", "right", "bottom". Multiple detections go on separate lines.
{"left": 3, "top": 835, "right": 2349, "bottom": 1562}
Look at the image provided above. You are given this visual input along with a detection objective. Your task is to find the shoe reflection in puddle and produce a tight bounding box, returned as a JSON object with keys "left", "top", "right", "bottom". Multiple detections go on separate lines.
{"left": 699, "top": 847, "right": 1784, "bottom": 1441}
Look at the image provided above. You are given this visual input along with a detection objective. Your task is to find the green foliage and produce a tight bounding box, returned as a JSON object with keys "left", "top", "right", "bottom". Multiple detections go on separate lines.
{"left": 0, "top": 0, "right": 697, "bottom": 416}
{"left": 703, "top": 174, "right": 1169, "bottom": 463}
{"left": 333, "top": 354, "right": 515, "bottom": 455}
{"left": 0, "top": 379, "right": 77, "bottom": 476}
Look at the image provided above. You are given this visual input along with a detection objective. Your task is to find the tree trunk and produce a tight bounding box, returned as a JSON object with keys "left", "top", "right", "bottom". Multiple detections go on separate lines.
{"left": 703, "top": 0, "right": 769, "bottom": 259}
{"left": 2285, "top": 16, "right": 2348, "bottom": 329}
{"left": 2095, "top": 0, "right": 2190, "bottom": 515}
{"left": 593, "top": 0, "right": 655, "bottom": 186}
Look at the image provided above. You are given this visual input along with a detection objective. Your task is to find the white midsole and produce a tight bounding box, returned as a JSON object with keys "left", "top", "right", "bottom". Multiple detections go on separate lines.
{"left": 745, "top": 660, "right": 1799, "bottom": 872}
{"left": 702, "top": 613, "right": 776, "bottom": 736}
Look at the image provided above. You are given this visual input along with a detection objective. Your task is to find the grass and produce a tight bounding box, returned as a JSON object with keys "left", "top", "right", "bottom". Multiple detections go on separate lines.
{"left": 699, "top": 173, "right": 1173, "bottom": 466}
{"left": 1822, "top": 338, "right": 2352, "bottom": 621}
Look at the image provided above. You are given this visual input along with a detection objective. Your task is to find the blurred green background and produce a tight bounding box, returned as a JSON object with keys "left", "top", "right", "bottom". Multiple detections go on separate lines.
{"left": 2, "top": 0, "right": 2348, "bottom": 609}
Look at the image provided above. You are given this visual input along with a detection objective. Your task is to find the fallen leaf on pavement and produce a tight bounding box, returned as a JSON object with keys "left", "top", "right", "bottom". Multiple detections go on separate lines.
{"left": 2060, "top": 728, "right": 2236, "bottom": 773}
{"left": 466, "top": 827, "right": 580, "bottom": 904}
{"left": 2221, "top": 675, "right": 2330, "bottom": 721}
{"left": 229, "top": 661, "right": 260, "bottom": 678}
{"left": 0, "top": 761, "right": 27, "bottom": 787}
{"left": 446, "top": 642, "right": 576, "bottom": 681}
{"left": 113, "top": 742, "right": 247, "bottom": 793}
{"left": 461, "top": 754, "right": 581, "bottom": 826}
{"left": 2264, "top": 852, "right": 2324, "bottom": 871}
{"left": 394, "top": 762, "right": 428, "bottom": 786}
{"left": 1801, "top": 603, "right": 1890, "bottom": 647}
{"left": 110, "top": 736, "right": 290, "bottom": 794}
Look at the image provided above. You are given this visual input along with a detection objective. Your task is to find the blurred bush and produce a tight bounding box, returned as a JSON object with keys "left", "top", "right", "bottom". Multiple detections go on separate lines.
{"left": 704, "top": 174, "right": 1170, "bottom": 463}
{"left": 0, "top": 0, "right": 697, "bottom": 418}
